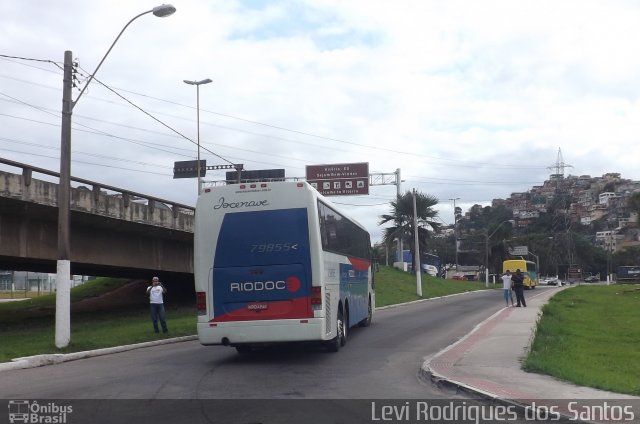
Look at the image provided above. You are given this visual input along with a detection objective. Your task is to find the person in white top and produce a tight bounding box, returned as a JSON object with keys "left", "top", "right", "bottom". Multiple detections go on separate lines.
{"left": 146, "top": 276, "right": 168, "bottom": 333}
{"left": 500, "top": 270, "right": 514, "bottom": 307}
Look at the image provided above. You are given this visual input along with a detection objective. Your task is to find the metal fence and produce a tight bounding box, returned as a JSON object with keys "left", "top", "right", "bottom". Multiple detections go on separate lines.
{"left": 0, "top": 271, "right": 89, "bottom": 297}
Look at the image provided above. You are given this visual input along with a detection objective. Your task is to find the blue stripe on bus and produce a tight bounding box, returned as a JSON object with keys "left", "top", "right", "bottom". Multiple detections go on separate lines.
{"left": 339, "top": 261, "right": 369, "bottom": 327}
{"left": 212, "top": 208, "right": 312, "bottom": 319}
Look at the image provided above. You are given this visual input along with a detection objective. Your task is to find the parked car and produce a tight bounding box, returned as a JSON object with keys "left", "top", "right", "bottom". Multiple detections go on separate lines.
{"left": 584, "top": 275, "right": 599, "bottom": 283}
{"left": 542, "top": 277, "right": 560, "bottom": 286}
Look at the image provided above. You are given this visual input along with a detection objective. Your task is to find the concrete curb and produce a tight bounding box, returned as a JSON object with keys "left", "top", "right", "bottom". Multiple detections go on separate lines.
{"left": 0, "top": 289, "right": 494, "bottom": 372}
{"left": 0, "top": 335, "right": 197, "bottom": 372}
{"left": 418, "top": 306, "right": 508, "bottom": 396}
{"left": 376, "top": 287, "right": 490, "bottom": 311}
{"left": 0, "top": 289, "right": 496, "bottom": 372}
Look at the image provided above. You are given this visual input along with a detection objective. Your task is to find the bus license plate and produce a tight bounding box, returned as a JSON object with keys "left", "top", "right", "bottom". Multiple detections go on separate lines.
{"left": 247, "top": 302, "right": 268, "bottom": 311}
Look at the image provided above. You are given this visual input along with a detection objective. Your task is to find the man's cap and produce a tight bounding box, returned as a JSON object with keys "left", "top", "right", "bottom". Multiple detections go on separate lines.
{"left": 152, "top": 276, "right": 159, "bottom": 281}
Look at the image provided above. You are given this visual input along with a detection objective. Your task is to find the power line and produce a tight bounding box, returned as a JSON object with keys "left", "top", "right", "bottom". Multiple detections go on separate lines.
{"left": 0, "top": 58, "right": 239, "bottom": 168}
{"left": 1, "top": 60, "right": 550, "bottom": 170}
{"left": 333, "top": 201, "right": 391, "bottom": 206}
{"left": 0, "top": 147, "right": 171, "bottom": 176}
{"left": 0, "top": 111, "right": 194, "bottom": 158}
{"left": 0, "top": 96, "right": 321, "bottom": 165}
{"left": 0, "top": 106, "right": 549, "bottom": 186}
{"left": 0, "top": 136, "right": 173, "bottom": 169}
{"left": 0, "top": 54, "right": 63, "bottom": 71}
{"left": 408, "top": 176, "right": 546, "bottom": 185}
{"left": 81, "top": 69, "right": 236, "bottom": 167}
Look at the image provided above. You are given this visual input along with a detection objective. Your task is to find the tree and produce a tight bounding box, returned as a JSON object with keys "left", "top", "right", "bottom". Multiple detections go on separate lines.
{"left": 628, "top": 192, "right": 640, "bottom": 222}
{"left": 613, "top": 246, "right": 640, "bottom": 267}
{"left": 379, "top": 191, "right": 440, "bottom": 272}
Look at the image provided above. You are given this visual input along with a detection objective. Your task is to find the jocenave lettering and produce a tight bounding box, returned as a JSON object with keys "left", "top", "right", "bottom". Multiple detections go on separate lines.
{"left": 213, "top": 197, "right": 269, "bottom": 209}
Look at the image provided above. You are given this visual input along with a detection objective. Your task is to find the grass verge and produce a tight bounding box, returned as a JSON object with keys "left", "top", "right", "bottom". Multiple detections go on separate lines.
{"left": 524, "top": 284, "right": 640, "bottom": 396}
{"left": 374, "top": 265, "right": 488, "bottom": 307}
{"left": 0, "top": 278, "right": 197, "bottom": 362}
{"left": 0, "top": 268, "right": 491, "bottom": 362}
{"left": 0, "top": 308, "right": 196, "bottom": 362}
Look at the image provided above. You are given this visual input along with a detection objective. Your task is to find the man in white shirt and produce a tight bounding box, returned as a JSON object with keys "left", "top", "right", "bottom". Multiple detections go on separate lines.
{"left": 146, "top": 276, "right": 168, "bottom": 333}
{"left": 501, "top": 270, "right": 514, "bottom": 307}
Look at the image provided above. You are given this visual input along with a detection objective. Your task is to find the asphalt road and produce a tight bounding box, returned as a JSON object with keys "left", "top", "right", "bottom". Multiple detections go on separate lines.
{"left": 1, "top": 289, "right": 534, "bottom": 423}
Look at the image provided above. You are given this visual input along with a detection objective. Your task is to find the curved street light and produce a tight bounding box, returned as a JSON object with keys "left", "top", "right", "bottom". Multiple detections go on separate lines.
{"left": 56, "top": 4, "right": 176, "bottom": 348}
{"left": 73, "top": 5, "right": 176, "bottom": 107}
{"left": 183, "top": 79, "right": 213, "bottom": 195}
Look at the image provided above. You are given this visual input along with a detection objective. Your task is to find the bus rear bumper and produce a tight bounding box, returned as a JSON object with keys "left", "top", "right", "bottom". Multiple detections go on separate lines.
{"left": 197, "top": 318, "right": 324, "bottom": 346}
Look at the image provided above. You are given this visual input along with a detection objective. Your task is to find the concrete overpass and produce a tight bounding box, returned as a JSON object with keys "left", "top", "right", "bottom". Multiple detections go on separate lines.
{"left": 0, "top": 158, "right": 195, "bottom": 283}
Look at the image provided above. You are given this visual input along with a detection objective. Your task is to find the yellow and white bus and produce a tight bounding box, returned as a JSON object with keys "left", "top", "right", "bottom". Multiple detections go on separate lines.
{"left": 503, "top": 259, "right": 538, "bottom": 289}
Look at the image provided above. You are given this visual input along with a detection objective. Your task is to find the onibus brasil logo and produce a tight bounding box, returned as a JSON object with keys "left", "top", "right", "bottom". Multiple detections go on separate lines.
{"left": 8, "top": 400, "right": 73, "bottom": 424}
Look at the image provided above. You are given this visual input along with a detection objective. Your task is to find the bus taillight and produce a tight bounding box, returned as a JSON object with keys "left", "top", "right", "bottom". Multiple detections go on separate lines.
{"left": 311, "top": 286, "right": 322, "bottom": 310}
{"left": 196, "top": 292, "right": 207, "bottom": 315}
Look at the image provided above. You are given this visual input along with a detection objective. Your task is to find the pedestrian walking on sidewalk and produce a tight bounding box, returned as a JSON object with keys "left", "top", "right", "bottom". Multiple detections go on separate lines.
{"left": 146, "top": 276, "right": 169, "bottom": 333}
{"left": 501, "top": 270, "right": 515, "bottom": 307}
{"left": 513, "top": 269, "right": 527, "bottom": 307}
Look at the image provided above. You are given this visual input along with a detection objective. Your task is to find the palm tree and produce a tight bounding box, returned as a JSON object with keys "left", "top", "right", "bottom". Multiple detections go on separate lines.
{"left": 379, "top": 191, "right": 440, "bottom": 272}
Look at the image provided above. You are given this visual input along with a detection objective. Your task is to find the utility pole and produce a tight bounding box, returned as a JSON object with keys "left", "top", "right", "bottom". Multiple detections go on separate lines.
{"left": 55, "top": 5, "right": 176, "bottom": 349}
{"left": 55, "top": 50, "right": 73, "bottom": 348}
{"left": 397, "top": 168, "right": 403, "bottom": 263}
{"left": 449, "top": 197, "right": 460, "bottom": 274}
{"left": 413, "top": 189, "right": 422, "bottom": 296}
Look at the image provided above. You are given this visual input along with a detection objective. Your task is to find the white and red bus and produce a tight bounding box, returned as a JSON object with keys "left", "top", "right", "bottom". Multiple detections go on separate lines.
{"left": 194, "top": 181, "right": 374, "bottom": 353}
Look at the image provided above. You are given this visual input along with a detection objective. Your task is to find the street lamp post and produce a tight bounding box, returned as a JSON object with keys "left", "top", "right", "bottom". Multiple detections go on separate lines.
{"left": 56, "top": 4, "right": 176, "bottom": 348}
{"left": 449, "top": 197, "right": 460, "bottom": 273}
{"left": 183, "top": 78, "right": 212, "bottom": 195}
{"left": 413, "top": 189, "right": 422, "bottom": 296}
{"left": 485, "top": 220, "right": 514, "bottom": 288}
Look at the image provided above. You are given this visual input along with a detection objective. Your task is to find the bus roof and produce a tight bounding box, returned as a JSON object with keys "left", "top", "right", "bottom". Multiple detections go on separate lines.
{"left": 201, "top": 180, "right": 369, "bottom": 233}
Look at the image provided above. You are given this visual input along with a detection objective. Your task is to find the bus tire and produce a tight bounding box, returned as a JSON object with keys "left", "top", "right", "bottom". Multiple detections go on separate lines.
{"left": 341, "top": 307, "right": 348, "bottom": 347}
{"left": 326, "top": 308, "right": 344, "bottom": 353}
{"left": 359, "top": 297, "right": 372, "bottom": 327}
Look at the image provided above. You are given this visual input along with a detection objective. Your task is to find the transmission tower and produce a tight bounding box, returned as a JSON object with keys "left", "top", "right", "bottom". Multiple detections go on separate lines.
{"left": 547, "top": 147, "right": 576, "bottom": 275}
{"left": 547, "top": 147, "right": 573, "bottom": 179}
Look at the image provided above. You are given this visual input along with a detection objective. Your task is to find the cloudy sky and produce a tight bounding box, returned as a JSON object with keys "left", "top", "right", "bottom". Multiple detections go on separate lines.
{"left": 2, "top": 0, "right": 640, "bottom": 243}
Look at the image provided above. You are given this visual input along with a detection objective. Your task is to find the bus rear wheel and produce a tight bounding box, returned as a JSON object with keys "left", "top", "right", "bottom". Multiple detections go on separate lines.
{"left": 359, "top": 297, "right": 372, "bottom": 327}
{"left": 326, "top": 309, "right": 345, "bottom": 353}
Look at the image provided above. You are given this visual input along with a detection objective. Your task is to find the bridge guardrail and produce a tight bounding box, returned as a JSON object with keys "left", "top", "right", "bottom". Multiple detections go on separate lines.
{"left": 0, "top": 157, "right": 194, "bottom": 231}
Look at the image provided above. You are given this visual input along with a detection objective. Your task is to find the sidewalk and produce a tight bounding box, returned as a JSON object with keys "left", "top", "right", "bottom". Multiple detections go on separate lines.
{"left": 421, "top": 286, "right": 639, "bottom": 417}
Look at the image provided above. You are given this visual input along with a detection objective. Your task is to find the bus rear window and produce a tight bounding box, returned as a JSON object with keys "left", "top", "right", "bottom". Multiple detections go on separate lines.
{"left": 214, "top": 208, "right": 311, "bottom": 268}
